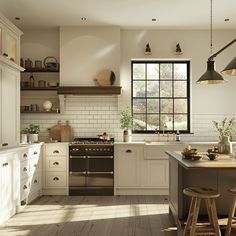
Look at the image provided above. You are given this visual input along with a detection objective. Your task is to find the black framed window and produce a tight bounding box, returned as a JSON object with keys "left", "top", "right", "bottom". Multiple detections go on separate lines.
{"left": 131, "top": 60, "right": 190, "bottom": 133}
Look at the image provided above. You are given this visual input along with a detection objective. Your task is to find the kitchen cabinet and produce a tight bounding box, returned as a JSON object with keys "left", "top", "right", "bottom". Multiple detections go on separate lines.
{"left": 0, "top": 13, "right": 22, "bottom": 65}
{"left": 43, "top": 143, "right": 68, "bottom": 195}
{"left": 0, "top": 152, "right": 19, "bottom": 224}
{"left": 0, "top": 65, "right": 20, "bottom": 148}
{"left": 114, "top": 143, "right": 170, "bottom": 195}
{"left": 115, "top": 145, "right": 141, "bottom": 187}
{"left": 19, "top": 145, "right": 42, "bottom": 205}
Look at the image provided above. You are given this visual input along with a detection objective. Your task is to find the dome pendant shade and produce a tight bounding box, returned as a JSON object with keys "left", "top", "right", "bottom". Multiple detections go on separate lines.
{"left": 221, "top": 57, "right": 236, "bottom": 76}
{"left": 197, "top": 60, "right": 226, "bottom": 84}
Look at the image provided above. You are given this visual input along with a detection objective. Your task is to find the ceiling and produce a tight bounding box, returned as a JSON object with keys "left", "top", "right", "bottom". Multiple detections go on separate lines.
{"left": 0, "top": 0, "right": 235, "bottom": 30}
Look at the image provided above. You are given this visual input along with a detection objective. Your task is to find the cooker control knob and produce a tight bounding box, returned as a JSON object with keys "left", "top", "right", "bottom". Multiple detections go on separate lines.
{"left": 89, "top": 148, "right": 92, "bottom": 151}
{"left": 93, "top": 148, "right": 96, "bottom": 151}
{"left": 76, "top": 148, "right": 79, "bottom": 151}
{"left": 85, "top": 148, "right": 88, "bottom": 151}
{"left": 100, "top": 148, "right": 103, "bottom": 151}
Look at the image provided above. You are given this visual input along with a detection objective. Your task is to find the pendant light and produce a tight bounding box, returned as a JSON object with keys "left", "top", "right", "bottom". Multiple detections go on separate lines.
{"left": 197, "top": 0, "right": 236, "bottom": 84}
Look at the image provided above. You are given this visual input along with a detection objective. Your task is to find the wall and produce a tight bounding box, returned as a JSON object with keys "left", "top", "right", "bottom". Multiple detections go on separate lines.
{"left": 20, "top": 28, "right": 236, "bottom": 142}
{"left": 60, "top": 26, "right": 120, "bottom": 86}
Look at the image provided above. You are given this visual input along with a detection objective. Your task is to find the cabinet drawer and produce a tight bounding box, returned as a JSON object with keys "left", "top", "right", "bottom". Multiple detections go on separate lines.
{"left": 45, "top": 158, "right": 67, "bottom": 171}
{"left": 45, "top": 172, "right": 67, "bottom": 187}
{"left": 45, "top": 145, "right": 68, "bottom": 156}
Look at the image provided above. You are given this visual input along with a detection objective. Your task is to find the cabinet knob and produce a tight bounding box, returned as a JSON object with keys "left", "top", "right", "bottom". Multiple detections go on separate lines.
{"left": 23, "top": 167, "right": 27, "bottom": 172}
{"left": 53, "top": 150, "right": 59, "bottom": 154}
{"left": 53, "top": 161, "right": 59, "bottom": 166}
{"left": 53, "top": 177, "right": 59, "bottom": 181}
{"left": 23, "top": 153, "right": 27, "bottom": 158}
{"left": 2, "top": 143, "right": 8, "bottom": 147}
{"left": 34, "top": 151, "right": 38, "bottom": 155}
{"left": 126, "top": 149, "right": 132, "bottom": 153}
{"left": 23, "top": 185, "right": 27, "bottom": 190}
{"left": 2, "top": 162, "right": 8, "bottom": 167}
{"left": 34, "top": 164, "right": 37, "bottom": 168}
{"left": 3, "top": 53, "right": 8, "bottom": 57}
{"left": 34, "top": 179, "right": 38, "bottom": 183}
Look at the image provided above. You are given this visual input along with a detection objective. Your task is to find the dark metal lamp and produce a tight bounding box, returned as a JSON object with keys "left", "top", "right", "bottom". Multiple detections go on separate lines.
{"left": 197, "top": 38, "right": 236, "bottom": 84}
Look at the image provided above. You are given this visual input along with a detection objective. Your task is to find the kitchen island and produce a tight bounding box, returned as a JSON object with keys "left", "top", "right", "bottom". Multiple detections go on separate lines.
{"left": 166, "top": 151, "right": 236, "bottom": 233}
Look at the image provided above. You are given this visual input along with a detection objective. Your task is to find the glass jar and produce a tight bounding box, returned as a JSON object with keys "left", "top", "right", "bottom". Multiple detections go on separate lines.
{"left": 218, "top": 136, "right": 231, "bottom": 154}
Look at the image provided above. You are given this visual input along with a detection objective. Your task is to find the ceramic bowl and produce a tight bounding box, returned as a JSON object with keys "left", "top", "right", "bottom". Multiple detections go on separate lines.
{"left": 206, "top": 153, "right": 218, "bottom": 161}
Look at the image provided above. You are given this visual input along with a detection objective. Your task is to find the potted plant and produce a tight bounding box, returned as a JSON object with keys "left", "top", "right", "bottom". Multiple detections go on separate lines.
{"left": 213, "top": 117, "right": 236, "bottom": 154}
{"left": 23, "top": 124, "right": 40, "bottom": 143}
{"left": 120, "top": 107, "right": 133, "bottom": 142}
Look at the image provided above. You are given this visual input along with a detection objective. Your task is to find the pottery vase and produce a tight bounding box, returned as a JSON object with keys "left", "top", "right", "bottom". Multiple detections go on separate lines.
{"left": 218, "top": 136, "right": 231, "bottom": 154}
{"left": 123, "top": 129, "right": 132, "bottom": 142}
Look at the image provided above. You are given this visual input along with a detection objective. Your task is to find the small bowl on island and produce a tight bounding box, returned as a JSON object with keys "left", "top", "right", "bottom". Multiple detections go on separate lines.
{"left": 182, "top": 148, "right": 198, "bottom": 160}
{"left": 206, "top": 153, "right": 218, "bottom": 161}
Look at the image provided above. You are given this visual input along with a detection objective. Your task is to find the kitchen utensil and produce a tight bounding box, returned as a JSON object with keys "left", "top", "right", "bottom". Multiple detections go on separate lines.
{"left": 48, "top": 121, "right": 62, "bottom": 141}
{"left": 94, "top": 69, "right": 116, "bottom": 86}
{"left": 25, "top": 58, "right": 32, "bottom": 69}
{"left": 38, "top": 80, "right": 46, "bottom": 87}
{"left": 61, "top": 121, "right": 73, "bottom": 142}
{"left": 35, "top": 60, "right": 42, "bottom": 68}
{"left": 43, "top": 56, "right": 59, "bottom": 69}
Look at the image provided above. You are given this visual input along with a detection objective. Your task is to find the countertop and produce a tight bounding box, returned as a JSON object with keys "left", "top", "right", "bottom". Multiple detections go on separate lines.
{"left": 166, "top": 150, "right": 236, "bottom": 169}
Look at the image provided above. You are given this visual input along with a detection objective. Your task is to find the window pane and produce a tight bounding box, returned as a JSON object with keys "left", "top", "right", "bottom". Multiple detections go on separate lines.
{"left": 174, "top": 64, "right": 187, "bottom": 80}
{"left": 147, "top": 81, "right": 159, "bottom": 97}
{"left": 160, "top": 115, "right": 173, "bottom": 130}
{"left": 174, "top": 99, "right": 187, "bottom": 113}
{"left": 133, "top": 114, "right": 146, "bottom": 130}
{"left": 147, "top": 99, "right": 159, "bottom": 113}
{"left": 160, "top": 81, "right": 172, "bottom": 97}
{"left": 147, "top": 64, "right": 159, "bottom": 80}
{"left": 133, "top": 81, "right": 145, "bottom": 97}
{"left": 174, "top": 81, "right": 187, "bottom": 97}
{"left": 160, "top": 64, "right": 172, "bottom": 80}
{"left": 133, "top": 99, "right": 146, "bottom": 113}
{"left": 174, "top": 115, "right": 188, "bottom": 130}
{"left": 147, "top": 115, "right": 159, "bottom": 130}
{"left": 160, "top": 99, "right": 173, "bottom": 113}
{"left": 133, "top": 63, "right": 145, "bottom": 80}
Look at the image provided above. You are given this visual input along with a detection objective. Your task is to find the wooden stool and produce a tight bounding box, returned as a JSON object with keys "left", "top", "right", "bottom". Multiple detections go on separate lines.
{"left": 225, "top": 188, "right": 236, "bottom": 236}
{"left": 183, "top": 187, "right": 221, "bottom": 236}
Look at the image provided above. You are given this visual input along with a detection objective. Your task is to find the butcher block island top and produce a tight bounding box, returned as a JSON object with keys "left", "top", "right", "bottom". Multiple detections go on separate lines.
{"left": 166, "top": 151, "right": 236, "bottom": 169}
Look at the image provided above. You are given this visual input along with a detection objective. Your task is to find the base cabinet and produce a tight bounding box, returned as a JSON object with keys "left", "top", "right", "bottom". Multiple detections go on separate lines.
{"left": 114, "top": 144, "right": 169, "bottom": 195}
{"left": 43, "top": 143, "right": 68, "bottom": 195}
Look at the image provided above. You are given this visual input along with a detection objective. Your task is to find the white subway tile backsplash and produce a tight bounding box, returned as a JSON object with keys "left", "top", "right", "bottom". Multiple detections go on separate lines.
{"left": 21, "top": 96, "right": 236, "bottom": 142}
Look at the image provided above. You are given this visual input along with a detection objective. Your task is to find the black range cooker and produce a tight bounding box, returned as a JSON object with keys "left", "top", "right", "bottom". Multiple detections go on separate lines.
{"left": 69, "top": 137, "right": 114, "bottom": 196}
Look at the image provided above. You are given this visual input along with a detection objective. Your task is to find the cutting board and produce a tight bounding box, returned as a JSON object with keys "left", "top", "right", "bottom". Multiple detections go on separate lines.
{"left": 48, "top": 121, "right": 62, "bottom": 141}
{"left": 61, "top": 121, "right": 73, "bottom": 142}
{"left": 94, "top": 69, "right": 116, "bottom": 86}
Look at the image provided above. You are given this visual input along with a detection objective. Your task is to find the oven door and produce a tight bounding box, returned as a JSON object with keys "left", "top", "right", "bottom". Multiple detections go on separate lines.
{"left": 69, "top": 156, "right": 87, "bottom": 172}
{"left": 88, "top": 156, "right": 113, "bottom": 172}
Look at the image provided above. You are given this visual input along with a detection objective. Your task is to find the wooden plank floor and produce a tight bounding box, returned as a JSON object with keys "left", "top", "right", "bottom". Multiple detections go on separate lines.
{"left": 0, "top": 195, "right": 177, "bottom": 236}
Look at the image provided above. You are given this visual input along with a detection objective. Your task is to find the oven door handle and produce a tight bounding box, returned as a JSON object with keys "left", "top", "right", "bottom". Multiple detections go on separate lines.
{"left": 69, "top": 171, "right": 86, "bottom": 175}
{"left": 87, "top": 156, "right": 113, "bottom": 159}
{"left": 70, "top": 156, "right": 86, "bottom": 159}
{"left": 87, "top": 171, "right": 113, "bottom": 174}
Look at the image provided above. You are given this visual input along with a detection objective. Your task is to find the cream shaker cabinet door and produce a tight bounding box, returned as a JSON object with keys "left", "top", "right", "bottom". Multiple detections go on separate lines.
{"left": 115, "top": 145, "right": 142, "bottom": 187}
{"left": 1, "top": 66, "right": 19, "bottom": 148}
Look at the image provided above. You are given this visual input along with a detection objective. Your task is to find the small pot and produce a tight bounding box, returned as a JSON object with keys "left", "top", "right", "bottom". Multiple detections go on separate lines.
{"left": 29, "top": 134, "right": 38, "bottom": 143}
{"left": 123, "top": 130, "right": 132, "bottom": 142}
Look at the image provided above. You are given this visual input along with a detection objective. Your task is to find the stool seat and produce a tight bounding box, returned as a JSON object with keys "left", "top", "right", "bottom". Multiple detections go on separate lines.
{"left": 183, "top": 187, "right": 221, "bottom": 236}
{"left": 184, "top": 187, "right": 220, "bottom": 199}
{"left": 228, "top": 187, "right": 236, "bottom": 194}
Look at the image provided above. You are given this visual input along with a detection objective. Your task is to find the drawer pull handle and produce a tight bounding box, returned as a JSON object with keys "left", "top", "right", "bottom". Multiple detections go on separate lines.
{"left": 23, "top": 185, "right": 27, "bottom": 190}
{"left": 126, "top": 149, "right": 132, "bottom": 153}
{"left": 2, "top": 162, "right": 8, "bottom": 167}
{"left": 23, "top": 167, "right": 27, "bottom": 172}
{"left": 53, "top": 150, "right": 59, "bottom": 154}
{"left": 2, "top": 143, "right": 8, "bottom": 147}
{"left": 3, "top": 53, "right": 8, "bottom": 57}
{"left": 23, "top": 153, "right": 27, "bottom": 158}
{"left": 53, "top": 162, "right": 59, "bottom": 166}
{"left": 53, "top": 177, "right": 59, "bottom": 181}
{"left": 34, "top": 179, "right": 38, "bottom": 183}
{"left": 34, "top": 151, "right": 38, "bottom": 155}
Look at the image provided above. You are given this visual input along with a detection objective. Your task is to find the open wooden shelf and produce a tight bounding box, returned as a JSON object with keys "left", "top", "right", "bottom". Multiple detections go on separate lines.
{"left": 21, "top": 87, "right": 59, "bottom": 91}
{"left": 22, "top": 68, "right": 59, "bottom": 73}
{"left": 57, "top": 86, "right": 122, "bottom": 95}
{"left": 21, "top": 110, "right": 60, "bottom": 114}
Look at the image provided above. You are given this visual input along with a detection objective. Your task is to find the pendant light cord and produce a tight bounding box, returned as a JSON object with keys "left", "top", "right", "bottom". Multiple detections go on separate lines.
{"left": 210, "top": 0, "right": 213, "bottom": 55}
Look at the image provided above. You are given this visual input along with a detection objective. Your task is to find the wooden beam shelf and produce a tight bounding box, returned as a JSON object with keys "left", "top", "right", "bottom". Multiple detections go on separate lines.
{"left": 21, "top": 111, "right": 60, "bottom": 114}
{"left": 21, "top": 87, "right": 59, "bottom": 91}
{"left": 57, "top": 86, "right": 122, "bottom": 95}
{"left": 22, "top": 68, "right": 59, "bottom": 73}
